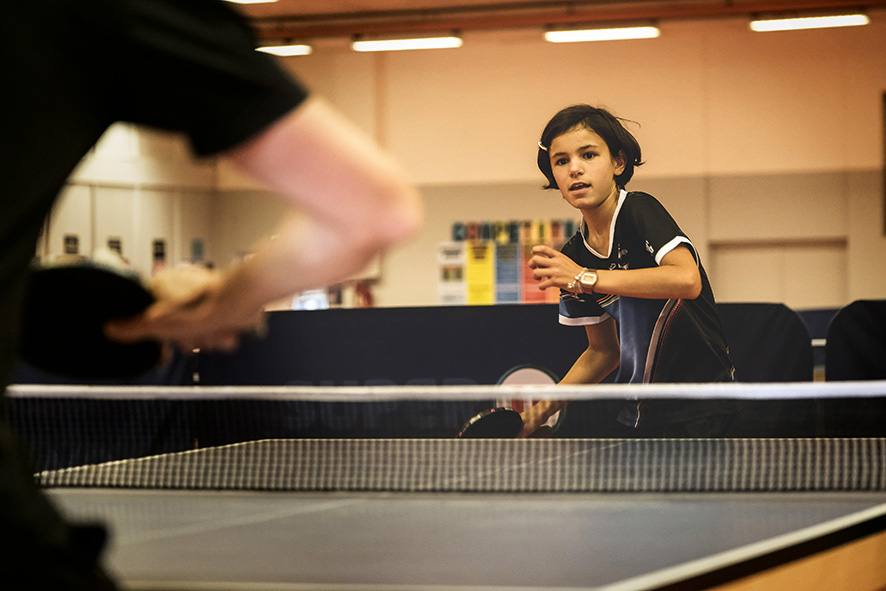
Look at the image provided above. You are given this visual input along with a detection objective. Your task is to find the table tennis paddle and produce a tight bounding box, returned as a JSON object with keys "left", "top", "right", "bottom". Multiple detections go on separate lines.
{"left": 496, "top": 365, "right": 564, "bottom": 435}
{"left": 19, "top": 261, "right": 163, "bottom": 379}
{"left": 458, "top": 407, "right": 524, "bottom": 438}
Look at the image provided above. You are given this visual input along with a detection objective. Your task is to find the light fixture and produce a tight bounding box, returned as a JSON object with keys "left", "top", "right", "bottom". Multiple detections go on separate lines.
{"left": 351, "top": 36, "right": 463, "bottom": 52}
{"left": 750, "top": 13, "right": 870, "bottom": 32}
{"left": 256, "top": 43, "right": 312, "bottom": 57}
{"left": 544, "top": 26, "right": 660, "bottom": 43}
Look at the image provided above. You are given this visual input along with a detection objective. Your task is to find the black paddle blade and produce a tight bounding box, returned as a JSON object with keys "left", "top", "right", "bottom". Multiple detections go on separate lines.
{"left": 458, "top": 407, "right": 524, "bottom": 438}
{"left": 20, "top": 263, "right": 162, "bottom": 379}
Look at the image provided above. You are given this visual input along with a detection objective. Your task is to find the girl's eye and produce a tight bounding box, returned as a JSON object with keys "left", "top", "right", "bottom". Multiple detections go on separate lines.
{"left": 554, "top": 157, "right": 569, "bottom": 166}
{"left": 583, "top": 152, "right": 597, "bottom": 160}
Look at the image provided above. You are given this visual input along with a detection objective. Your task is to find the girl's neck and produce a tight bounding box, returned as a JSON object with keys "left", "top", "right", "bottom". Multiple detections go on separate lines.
{"left": 581, "top": 187, "right": 621, "bottom": 251}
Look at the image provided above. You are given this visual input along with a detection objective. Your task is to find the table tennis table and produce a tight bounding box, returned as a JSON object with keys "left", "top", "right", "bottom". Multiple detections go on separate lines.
{"left": 11, "top": 382, "right": 886, "bottom": 590}
{"left": 49, "top": 487, "right": 886, "bottom": 591}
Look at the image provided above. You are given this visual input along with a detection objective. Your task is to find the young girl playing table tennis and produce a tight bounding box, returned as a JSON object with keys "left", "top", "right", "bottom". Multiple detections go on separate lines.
{"left": 521, "top": 105, "right": 734, "bottom": 438}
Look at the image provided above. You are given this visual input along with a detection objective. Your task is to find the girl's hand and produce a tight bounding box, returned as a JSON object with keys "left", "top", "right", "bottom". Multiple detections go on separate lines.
{"left": 518, "top": 406, "right": 549, "bottom": 438}
{"left": 527, "top": 245, "right": 584, "bottom": 292}
{"left": 518, "top": 400, "right": 568, "bottom": 438}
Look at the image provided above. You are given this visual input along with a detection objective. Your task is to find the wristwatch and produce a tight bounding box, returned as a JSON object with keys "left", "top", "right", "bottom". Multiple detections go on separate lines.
{"left": 568, "top": 268, "right": 598, "bottom": 294}
{"left": 578, "top": 269, "right": 598, "bottom": 294}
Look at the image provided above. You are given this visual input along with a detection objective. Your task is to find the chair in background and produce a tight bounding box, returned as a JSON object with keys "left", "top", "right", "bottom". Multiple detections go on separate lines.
{"left": 717, "top": 302, "right": 814, "bottom": 382}
{"left": 820, "top": 300, "right": 886, "bottom": 437}
{"left": 825, "top": 300, "right": 886, "bottom": 381}
{"left": 717, "top": 302, "right": 815, "bottom": 436}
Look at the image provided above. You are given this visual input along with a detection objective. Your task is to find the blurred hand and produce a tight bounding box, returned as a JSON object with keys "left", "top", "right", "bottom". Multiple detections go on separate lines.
{"left": 104, "top": 264, "right": 266, "bottom": 353}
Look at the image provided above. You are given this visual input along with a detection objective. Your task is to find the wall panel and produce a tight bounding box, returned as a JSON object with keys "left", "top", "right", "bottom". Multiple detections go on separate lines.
{"left": 50, "top": 12, "right": 886, "bottom": 309}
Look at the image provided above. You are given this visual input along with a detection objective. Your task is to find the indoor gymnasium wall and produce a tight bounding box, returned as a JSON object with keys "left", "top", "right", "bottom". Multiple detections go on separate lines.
{"left": 47, "top": 12, "right": 886, "bottom": 311}
{"left": 44, "top": 124, "right": 216, "bottom": 273}
{"left": 277, "top": 14, "right": 886, "bottom": 310}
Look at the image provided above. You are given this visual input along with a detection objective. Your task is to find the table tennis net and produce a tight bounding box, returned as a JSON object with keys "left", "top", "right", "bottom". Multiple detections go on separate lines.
{"left": 5, "top": 383, "right": 886, "bottom": 493}
{"left": 28, "top": 437, "right": 886, "bottom": 493}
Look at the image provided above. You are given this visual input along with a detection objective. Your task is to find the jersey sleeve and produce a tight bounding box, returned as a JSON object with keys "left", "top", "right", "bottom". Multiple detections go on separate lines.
{"left": 624, "top": 193, "right": 697, "bottom": 265}
{"left": 111, "top": 0, "right": 309, "bottom": 156}
{"left": 556, "top": 233, "right": 610, "bottom": 325}
{"left": 558, "top": 292, "right": 611, "bottom": 326}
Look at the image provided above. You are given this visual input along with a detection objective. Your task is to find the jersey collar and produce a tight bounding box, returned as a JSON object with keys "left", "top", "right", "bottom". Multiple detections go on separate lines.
{"left": 580, "top": 189, "right": 627, "bottom": 259}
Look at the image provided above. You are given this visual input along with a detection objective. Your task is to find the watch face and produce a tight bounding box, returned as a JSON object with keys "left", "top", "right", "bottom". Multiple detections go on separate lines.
{"left": 579, "top": 271, "right": 597, "bottom": 290}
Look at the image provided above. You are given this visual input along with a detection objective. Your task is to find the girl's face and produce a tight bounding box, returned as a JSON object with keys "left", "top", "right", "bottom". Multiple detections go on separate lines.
{"left": 549, "top": 126, "right": 625, "bottom": 215}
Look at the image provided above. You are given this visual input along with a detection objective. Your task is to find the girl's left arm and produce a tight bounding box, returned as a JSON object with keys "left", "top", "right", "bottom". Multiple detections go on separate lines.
{"left": 529, "top": 244, "right": 701, "bottom": 300}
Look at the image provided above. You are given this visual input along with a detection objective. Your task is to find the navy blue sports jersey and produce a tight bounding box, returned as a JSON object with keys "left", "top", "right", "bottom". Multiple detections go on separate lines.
{"left": 559, "top": 190, "right": 734, "bottom": 427}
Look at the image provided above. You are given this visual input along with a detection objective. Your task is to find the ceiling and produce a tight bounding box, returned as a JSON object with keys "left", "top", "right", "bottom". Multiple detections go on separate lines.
{"left": 237, "top": 0, "right": 886, "bottom": 41}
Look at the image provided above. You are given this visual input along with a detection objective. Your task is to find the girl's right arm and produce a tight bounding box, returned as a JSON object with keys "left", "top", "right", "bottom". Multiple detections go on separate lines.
{"left": 560, "top": 318, "right": 620, "bottom": 385}
{"left": 518, "top": 318, "right": 620, "bottom": 437}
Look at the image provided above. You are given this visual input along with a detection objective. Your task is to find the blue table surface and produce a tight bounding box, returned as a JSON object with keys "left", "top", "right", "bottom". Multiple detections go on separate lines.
{"left": 48, "top": 488, "right": 886, "bottom": 591}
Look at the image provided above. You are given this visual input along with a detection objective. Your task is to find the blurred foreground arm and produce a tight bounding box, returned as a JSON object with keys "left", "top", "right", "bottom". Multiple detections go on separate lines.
{"left": 106, "top": 97, "right": 422, "bottom": 351}
{"left": 224, "top": 97, "right": 423, "bottom": 296}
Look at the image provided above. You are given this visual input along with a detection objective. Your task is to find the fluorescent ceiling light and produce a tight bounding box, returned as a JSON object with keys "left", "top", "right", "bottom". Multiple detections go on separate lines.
{"left": 257, "top": 44, "right": 312, "bottom": 57}
{"left": 351, "top": 36, "right": 463, "bottom": 52}
{"left": 544, "top": 26, "right": 660, "bottom": 43}
{"left": 750, "top": 13, "right": 870, "bottom": 32}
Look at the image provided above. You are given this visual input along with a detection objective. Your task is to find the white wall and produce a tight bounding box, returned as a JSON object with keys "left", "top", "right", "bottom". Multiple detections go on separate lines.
{"left": 49, "top": 13, "right": 886, "bottom": 311}
{"left": 43, "top": 124, "right": 216, "bottom": 273}
{"left": 286, "top": 15, "right": 886, "bottom": 310}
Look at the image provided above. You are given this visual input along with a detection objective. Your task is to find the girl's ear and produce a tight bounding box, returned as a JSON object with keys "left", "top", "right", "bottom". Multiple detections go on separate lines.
{"left": 614, "top": 150, "right": 627, "bottom": 175}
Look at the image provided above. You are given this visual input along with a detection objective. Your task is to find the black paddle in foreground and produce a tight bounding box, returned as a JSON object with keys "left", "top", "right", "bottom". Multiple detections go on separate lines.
{"left": 20, "top": 261, "right": 162, "bottom": 379}
{"left": 458, "top": 407, "right": 524, "bottom": 438}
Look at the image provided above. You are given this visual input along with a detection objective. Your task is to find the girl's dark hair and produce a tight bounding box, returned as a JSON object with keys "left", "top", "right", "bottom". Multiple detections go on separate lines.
{"left": 537, "top": 105, "right": 644, "bottom": 190}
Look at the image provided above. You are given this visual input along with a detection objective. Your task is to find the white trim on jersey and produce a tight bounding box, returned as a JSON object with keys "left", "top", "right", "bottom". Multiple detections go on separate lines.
{"left": 581, "top": 189, "right": 628, "bottom": 259}
{"left": 558, "top": 312, "right": 612, "bottom": 326}
{"left": 654, "top": 236, "right": 695, "bottom": 266}
{"left": 643, "top": 298, "right": 680, "bottom": 383}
